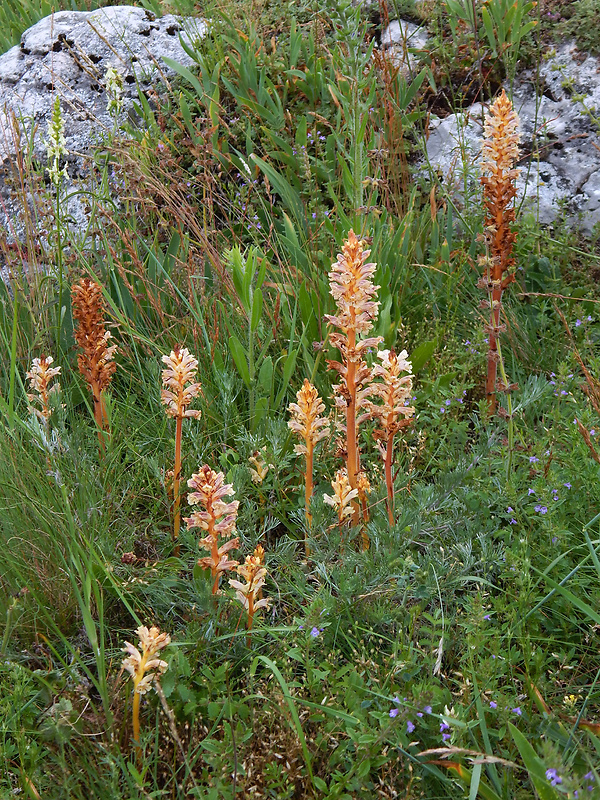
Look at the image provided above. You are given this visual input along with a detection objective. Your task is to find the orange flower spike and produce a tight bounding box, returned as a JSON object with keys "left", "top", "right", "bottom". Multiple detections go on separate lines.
{"left": 161, "top": 345, "right": 202, "bottom": 553}
{"left": 324, "top": 231, "right": 382, "bottom": 527}
{"left": 480, "top": 90, "right": 520, "bottom": 414}
{"left": 185, "top": 466, "right": 240, "bottom": 594}
{"left": 288, "top": 379, "right": 330, "bottom": 542}
{"left": 71, "top": 278, "right": 117, "bottom": 448}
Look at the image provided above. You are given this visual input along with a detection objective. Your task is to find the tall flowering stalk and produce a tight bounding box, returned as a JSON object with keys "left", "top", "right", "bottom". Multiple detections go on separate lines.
{"left": 161, "top": 346, "right": 202, "bottom": 554}
{"left": 71, "top": 278, "right": 117, "bottom": 451}
{"left": 323, "top": 468, "right": 358, "bottom": 537}
{"left": 367, "top": 349, "right": 415, "bottom": 526}
{"left": 122, "top": 625, "right": 170, "bottom": 760}
{"left": 229, "top": 545, "right": 270, "bottom": 645}
{"left": 288, "top": 379, "right": 330, "bottom": 548}
{"left": 185, "top": 466, "right": 240, "bottom": 594}
{"left": 480, "top": 89, "right": 520, "bottom": 416}
{"left": 325, "top": 231, "right": 382, "bottom": 527}
{"left": 26, "top": 355, "right": 61, "bottom": 431}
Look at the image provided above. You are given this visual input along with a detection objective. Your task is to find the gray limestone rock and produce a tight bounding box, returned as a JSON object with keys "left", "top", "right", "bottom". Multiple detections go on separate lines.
{"left": 423, "top": 40, "right": 600, "bottom": 234}
{"left": 0, "top": 6, "right": 206, "bottom": 256}
{"left": 380, "top": 18, "right": 429, "bottom": 75}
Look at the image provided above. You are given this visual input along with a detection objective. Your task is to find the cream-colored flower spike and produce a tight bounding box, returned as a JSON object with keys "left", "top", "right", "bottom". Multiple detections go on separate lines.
{"left": 288, "top": 379, "right": 330, "bottom": 455}
{"left": 26, "top": 355, "right": 61, "bottom": 423}
{"left": 369, "top": 349, "right": 415, "bottom": 434}
{"left": 288, "top": 379, "right": 330, "bottom": 545}
{"left": 122, "top": 624, "right": 170, "bottom": 759}
{"left": 323, "top": 468, "right": 358, "bottom": 529}
{"left": 185, "top": 465, "right": 240, "bottom": 594}
{"left": 229, "top": 545, "right": 270, "bottom": 643}
{"left": 161, "top": 345, "right": 202, "bottom": 420}
{"left": 122, "top": 625, "right": 171, "bottom": 695}
{"left": 324, "top": 230, "right": 380, "bottom": 336}
{"left": 368, "top": 349, "right": 415, "bottom": 526}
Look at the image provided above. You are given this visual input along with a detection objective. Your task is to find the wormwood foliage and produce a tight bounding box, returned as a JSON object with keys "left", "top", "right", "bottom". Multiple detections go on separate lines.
{"left": 1, "top": 1, "right": 600, "bottom": 798}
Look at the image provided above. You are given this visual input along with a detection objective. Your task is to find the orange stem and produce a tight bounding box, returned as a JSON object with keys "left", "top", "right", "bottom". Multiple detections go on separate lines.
{"left": 345, "top": 328, "right": 360, "bottom": 525}
{"left": 304, "top": 442, "right": 314, "bottom": 554}
{"left": 173, "top": 414, "right": 183, "bottom": 556}
{"left": 385, "top": 434, "right": 395, "bottom": 527}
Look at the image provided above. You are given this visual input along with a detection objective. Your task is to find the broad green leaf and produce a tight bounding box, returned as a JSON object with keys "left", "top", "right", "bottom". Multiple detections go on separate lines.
{"left": 228, "top": 335, "right": 251, "bottom": 386}
{"left": 410, "top": 339, "right": 436, "bottom": 373}
{"left": 251, "top": 287, "right": 263, "bottom": 332}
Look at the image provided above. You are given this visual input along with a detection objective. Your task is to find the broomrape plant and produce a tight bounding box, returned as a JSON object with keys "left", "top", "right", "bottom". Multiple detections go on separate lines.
{"left": 323, "top": 468, "right": 358, "bottom": 537}
{"left": 479, "top": 89, "right": 520, "bottom": 417}
{"left": 288, "top": 378, "right": 330, "bottom": 548}
{"left": 185, "top": 465, "right": 240, "bottom": 595}
{"left": 229, "top": 544, "right": 270, "bottom": 645}
{"left": 325, "top": 230, "right": 382, "bottom": 530}
{"left": 161, "top": 346, "right": 202, "bottom": 554}
{"left": 71, "top": 278, "right": 117, "bottom": 451}
{"left": 122, "top": 625, "right": 170, "bottom": 760}
{"left": 367, "top": 349, "right": 415, "bottom": 526}
{"left": 26, "top": 355, "right": 61, "bottom": 431}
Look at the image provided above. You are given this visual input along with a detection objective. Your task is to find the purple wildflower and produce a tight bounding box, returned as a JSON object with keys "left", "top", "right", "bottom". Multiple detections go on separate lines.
{"left": 489, "top": 701, "right": 497, "bottom": 709}
{"left": 310, "top": 627, "right": 320, "bottom": 637}
{"left": 406, "top": 720, "right": 416, "bottom": 734}
{"left": 389, "top": 708, "right": 399, "bottom": 718}
{"left": 512, "top": 707, "right": 522, "bottom": 716}
{"left": 545, "top": 768, "right": 562, "bottom": 786}
{"left": 529, "top": 456, "right": 539, "bottom": 463}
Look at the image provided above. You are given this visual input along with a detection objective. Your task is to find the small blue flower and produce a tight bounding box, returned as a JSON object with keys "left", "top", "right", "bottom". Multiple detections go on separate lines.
{"left": 389, "top": 708, "right": 399, "bottom": 718}
{"left": 406, "top": 720, "right": 415, "bottom": 733}
{"left": 564, "top": 482, "right": 572, "bottom": 489}
{"left": 440, "top": 721, "right": 450, "bottom": 732}
{"left": 423, "top": 705, "right": 432, "bottom": 714}
{"left": 529, "top": 456, "right": 539, "bottom": 463}
{"left": 512, "top": 707, "right": 522, "bottom": 716}
{"left": 310, "top": 627, "right": 320, "bottom": 637}
{"left": 545, "top": 768, "right": 562, "bottom": 786}
{"left": 489, "top": 701, "right": 497, "bottom": 709}
{"left": 528, "top": 488, "right": 535, "bottom": 495}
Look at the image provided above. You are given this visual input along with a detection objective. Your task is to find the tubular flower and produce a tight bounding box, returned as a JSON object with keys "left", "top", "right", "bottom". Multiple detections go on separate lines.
{"left": 248, "top": 448, "right": 273, "bottom": 484}
{"left": 229, "top": 545, "right": 270, "bottom": 642}
{"left": 122, "top": 625, "right": 171, "bottom": 695}
{"left": 185, "top": 466, "right": 240, "bottom": 593}
{"left": 324, "top": 231, "right": 383, "bottom": 529}
{"left": 161, "top": 346, "right": 202, "bottom": 420}
{"left": 26, "top": 355, "right": 61, "bottom": 423}
{"left": 480, "top": 90, "right": 520, "bottom": 414}
{"left": 323, "top": 468, "right": 359, "bottom": 529}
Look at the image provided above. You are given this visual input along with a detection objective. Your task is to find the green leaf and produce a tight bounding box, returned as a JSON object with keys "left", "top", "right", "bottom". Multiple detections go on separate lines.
{"left": 410, "top": 339, "right": 436, "bottom": 373}
{"left": 509, "top": 724, "right": 562, "bottom": 800}
{"left": 275, "top": 348, "right": 299, "bottom": 407}
{"left": 258, "top": 356, "right": 273, "bottom": 393}
{"left": 251, "top": 287, "right": 263, "bottom": 332}
{"left": 228, "top": 335, "right": 251, "bottom": 386}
